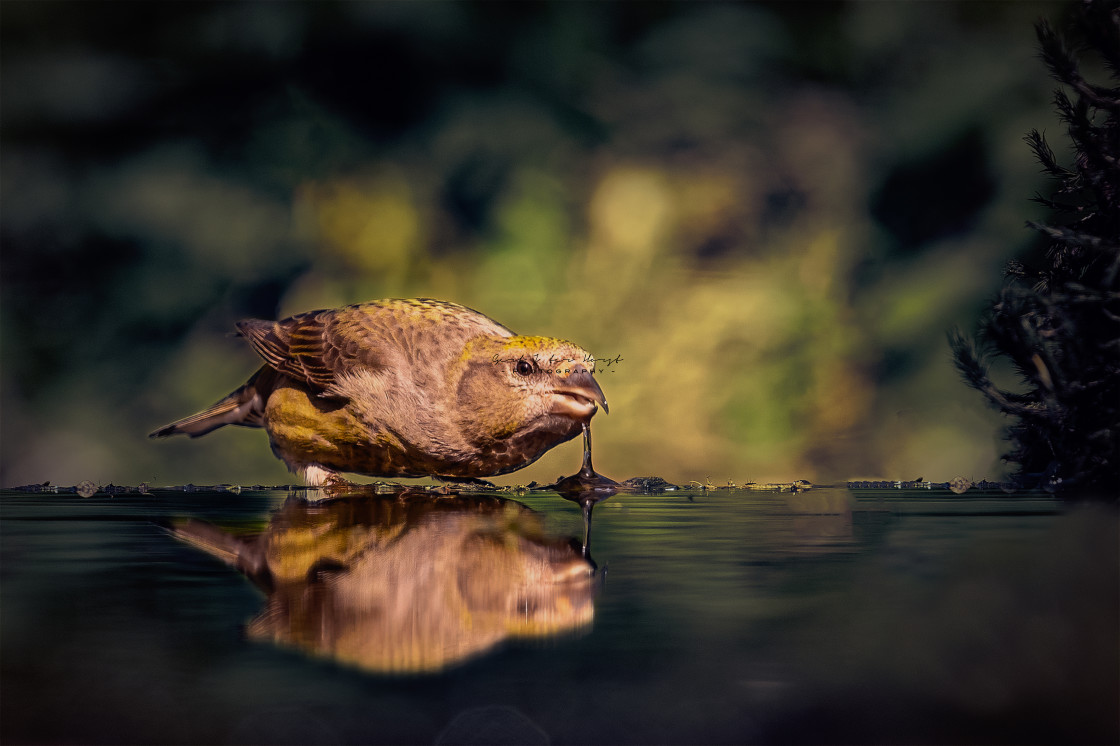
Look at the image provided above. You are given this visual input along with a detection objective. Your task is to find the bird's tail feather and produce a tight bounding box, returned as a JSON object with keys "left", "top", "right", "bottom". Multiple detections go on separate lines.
{"left": 149, "top": 367, "right": 271, "bottom": 438}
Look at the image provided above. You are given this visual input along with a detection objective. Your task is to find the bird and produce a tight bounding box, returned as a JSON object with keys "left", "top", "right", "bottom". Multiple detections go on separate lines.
{"left": 150, "top": 298, "right": 608, "bottom": 486}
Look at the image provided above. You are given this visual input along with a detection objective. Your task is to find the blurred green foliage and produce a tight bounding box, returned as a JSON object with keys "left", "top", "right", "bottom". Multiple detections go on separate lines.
{"left": 0, "top": 1, "right": 1071, "bottom": 487}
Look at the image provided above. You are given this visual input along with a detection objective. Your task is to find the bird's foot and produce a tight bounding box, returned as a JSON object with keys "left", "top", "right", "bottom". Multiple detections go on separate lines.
{"left": 299, "top": 465, "right": 366, "bottom": 499}
{"left": 322, "top": 473, "right": 357, "bottom": 489}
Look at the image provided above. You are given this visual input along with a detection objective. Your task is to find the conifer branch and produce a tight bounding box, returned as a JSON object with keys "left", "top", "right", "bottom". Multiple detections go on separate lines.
{"left": 951, "top": 0, "right": 1119, "bottom": 496}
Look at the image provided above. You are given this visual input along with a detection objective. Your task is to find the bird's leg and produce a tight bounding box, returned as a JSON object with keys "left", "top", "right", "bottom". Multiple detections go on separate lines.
{"left": 300, "top": 463, "right": 346, "bottom": 487}
{"left": 298, "top": 464, "right": 365, "bottom": 500}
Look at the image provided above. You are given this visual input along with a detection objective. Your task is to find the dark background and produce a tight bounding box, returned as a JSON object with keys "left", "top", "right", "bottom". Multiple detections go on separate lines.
{"left": 0, "top": 1, "right": 1076, "bottom": 487}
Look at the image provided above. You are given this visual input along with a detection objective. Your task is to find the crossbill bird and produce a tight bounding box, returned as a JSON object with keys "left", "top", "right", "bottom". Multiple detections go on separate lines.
{"left": 151, "top": 298, "right": 608, "bottom": 486}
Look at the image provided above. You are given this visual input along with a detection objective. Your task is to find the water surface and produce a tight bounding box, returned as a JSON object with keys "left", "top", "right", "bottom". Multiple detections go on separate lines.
{"left": 2, "top": 487, "right": 1116, "bottom": 744}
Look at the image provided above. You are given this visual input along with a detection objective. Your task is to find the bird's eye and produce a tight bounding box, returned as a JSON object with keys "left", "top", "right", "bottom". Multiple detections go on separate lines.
{"left": 515, "top": 359, "right": 533, "bottom": 377}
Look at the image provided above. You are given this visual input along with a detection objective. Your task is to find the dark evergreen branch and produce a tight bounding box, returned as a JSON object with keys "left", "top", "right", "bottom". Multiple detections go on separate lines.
{"left": 1023, "top": 130, "right": 1071, "bottom": 178}
{"left": 1080, "top": 0, "right": 1120, "bottom": 73}
{"left": 1037, "top": 19, "right": 1120, "bottom": 112}
{"left": 1052, "top": 89, "right": 1078, "bottom": 124}
{"left": 948, "top": 330, "right": 1039, "bottom": 416}
{"left": 1027, "top": 221, "right": 1105, "bottom": 249}
{"left": 1036, "top": 20, "right": 1079, "bottom": 85}
{"left": 1029, "top": 193, "right": 1084, "bottom": 213}
{"left": 952, "top": 1, "right": 1117, "bottom": 495}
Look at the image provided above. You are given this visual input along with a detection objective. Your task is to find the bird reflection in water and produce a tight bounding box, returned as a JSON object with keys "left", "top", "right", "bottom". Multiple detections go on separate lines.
{"left": 172, "top": 491, "right": 597, "bottom": 674}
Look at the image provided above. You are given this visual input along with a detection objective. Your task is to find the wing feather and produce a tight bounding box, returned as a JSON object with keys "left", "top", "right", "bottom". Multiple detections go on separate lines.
{"left": 236, "top": 308, "right": 387, "bottom": 392}
{"left": 236, "top": 299, "right": 512, "bottom": 393}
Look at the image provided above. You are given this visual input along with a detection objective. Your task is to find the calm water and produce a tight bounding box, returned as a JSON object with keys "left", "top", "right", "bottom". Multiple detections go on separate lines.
{"left": 1, "top": 487, "right": 1116, "bottom": 745}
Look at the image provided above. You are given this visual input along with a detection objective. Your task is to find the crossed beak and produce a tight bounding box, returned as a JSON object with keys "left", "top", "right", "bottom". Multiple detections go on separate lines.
{"left": 550, "top": 366, "right": 609, "bottom": 420}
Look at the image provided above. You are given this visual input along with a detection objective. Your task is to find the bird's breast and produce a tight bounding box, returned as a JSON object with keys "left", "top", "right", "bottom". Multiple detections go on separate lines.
{"left": 263, "top": 382, "right": 583, "bottom": 479}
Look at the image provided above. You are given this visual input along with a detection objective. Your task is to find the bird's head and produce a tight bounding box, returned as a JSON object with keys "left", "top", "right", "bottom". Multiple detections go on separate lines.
{"left": 453, "top": 335, "right": 608, "bottom": 442}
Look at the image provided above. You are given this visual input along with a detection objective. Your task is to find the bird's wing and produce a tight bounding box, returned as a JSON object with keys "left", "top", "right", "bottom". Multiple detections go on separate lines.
{"left": 237, "top": 308, "right": 385, "bottom": 392}
{"left": 236, "top": 300, "right": 512, "bottom": 393}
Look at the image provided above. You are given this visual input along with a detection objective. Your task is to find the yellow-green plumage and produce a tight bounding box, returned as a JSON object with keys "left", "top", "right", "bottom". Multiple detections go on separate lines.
{"left": 150, "top": 299, "right": 607, "bottom": 485}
